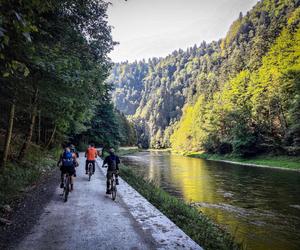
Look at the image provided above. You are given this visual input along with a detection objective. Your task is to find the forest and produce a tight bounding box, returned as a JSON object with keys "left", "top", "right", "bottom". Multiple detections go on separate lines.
{"left": 0, "top": 0, "right": 135, "bottom": 169}
{"left": 109, "top": 0, "right": 300, "bottom": 157}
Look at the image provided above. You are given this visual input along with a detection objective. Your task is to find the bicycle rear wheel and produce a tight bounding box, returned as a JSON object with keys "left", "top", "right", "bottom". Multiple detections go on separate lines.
{"left": 111, "top": 177, "right": 117, "bottom": 201}
{"left": 64, "top": 175, "right": 70, "bottom": 202}
{"left": 88, "top": 163, "right": 92, "bottom": 181}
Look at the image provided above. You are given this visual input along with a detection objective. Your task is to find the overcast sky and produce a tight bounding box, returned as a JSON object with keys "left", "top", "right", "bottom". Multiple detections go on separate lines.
{"left": 107, "top": 0, "right": 259, "bottom": 62}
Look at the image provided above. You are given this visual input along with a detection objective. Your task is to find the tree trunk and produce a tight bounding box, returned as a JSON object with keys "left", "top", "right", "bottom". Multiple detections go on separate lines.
{"left": 45, "top": 125, "right": 57, "bottom": 149}
{"left": 18, "top": 88, "right": 38, "bottom": 161}
{"left": 1, "top": 103, "right": 15, "bottom": 168}
{"left": 37, "top": 110, "right": 41, "bottom": 144}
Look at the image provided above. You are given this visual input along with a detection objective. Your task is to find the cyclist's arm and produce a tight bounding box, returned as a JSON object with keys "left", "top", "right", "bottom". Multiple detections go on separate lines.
{"left": 102, "top": 156, "right": 108, "bottom": 167}
{"left": 116, "top": 156, "right": 121, "bottom": 170}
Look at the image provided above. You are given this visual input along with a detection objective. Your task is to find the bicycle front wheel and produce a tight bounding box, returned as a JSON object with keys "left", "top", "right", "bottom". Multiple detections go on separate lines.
{"left": 111, "top": 180, "right": 117, "bottom": 201}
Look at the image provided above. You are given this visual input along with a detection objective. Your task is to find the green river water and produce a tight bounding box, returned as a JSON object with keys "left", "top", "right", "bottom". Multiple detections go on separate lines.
{"left": 122, "top": 151, "right": 300, "bottom": 250}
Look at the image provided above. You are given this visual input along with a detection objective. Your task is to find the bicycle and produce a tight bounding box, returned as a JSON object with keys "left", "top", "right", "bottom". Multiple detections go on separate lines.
{"left": 62, "top": 172, "right": 72, "bottom": 202}
{"left": 87, "top": 162, "right": 93, "bottom": 181}
{"left": 108, "top": 171, "right": 117, "bottom": 201}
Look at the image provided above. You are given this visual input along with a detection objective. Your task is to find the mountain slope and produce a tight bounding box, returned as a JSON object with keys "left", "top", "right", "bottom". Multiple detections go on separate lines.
{"left": 109, "top": 0, "right": 299, "bottom": 153}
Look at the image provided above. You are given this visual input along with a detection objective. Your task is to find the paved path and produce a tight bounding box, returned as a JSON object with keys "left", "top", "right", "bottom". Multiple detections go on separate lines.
{"left": 16, "top": 154, "right": 202, "bottom": 250}
{"left": 16, "top": 154, "right": 154, "bottom": 250}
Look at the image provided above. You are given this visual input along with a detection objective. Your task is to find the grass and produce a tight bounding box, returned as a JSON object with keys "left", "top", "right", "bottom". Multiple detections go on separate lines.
{"left": 120, "top": 166, "right": 243, "bottom": 250}
{"left": 117, "top": 146, "right": 141, "bottom": 156}
{"left": 0, "top": 146, "right": 59, "bottom": 208}
{"left": 176, "top": 151, "right": 300, "bottom": 170}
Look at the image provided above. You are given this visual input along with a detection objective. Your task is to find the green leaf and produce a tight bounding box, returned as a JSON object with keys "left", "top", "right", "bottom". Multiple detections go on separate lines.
{"left": 24, "top": 67, "right": 30, "bottom": 77}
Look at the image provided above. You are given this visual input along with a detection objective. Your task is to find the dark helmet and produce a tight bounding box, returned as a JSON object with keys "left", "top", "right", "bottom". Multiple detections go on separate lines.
{"left": 70, "top": 144, "right": 76, "bottom": 153}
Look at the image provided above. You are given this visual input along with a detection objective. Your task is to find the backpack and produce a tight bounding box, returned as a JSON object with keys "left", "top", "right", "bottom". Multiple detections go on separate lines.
{"left": 109, "top": 155, "right": 117, "bottom": 171}
{"left": 62, "top": 150, "right": 73, "bottom": 167}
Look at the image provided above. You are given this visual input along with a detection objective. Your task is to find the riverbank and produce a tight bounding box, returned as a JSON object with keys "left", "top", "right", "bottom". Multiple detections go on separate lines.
{"left": 120, "top": 166, "right": 242, "bottom": 250}
{"left": 120, "top": 147, "right": 300, "bottom": 171}
{"left": 174, "top": 151, "right": 300, "bottom": 171}
{"left": 117, "top": 146, "right": 141, "bottom": 156}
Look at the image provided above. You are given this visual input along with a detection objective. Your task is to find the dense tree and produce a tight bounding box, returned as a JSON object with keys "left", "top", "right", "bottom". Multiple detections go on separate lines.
{"left": 172, "top": 5, "right": 300, "bottom": 156}
{"left": 77, "top": 102, "right": 137, "bottom": 149}
{"left": 0, "top": 0, "right": 132, "bottom": 167}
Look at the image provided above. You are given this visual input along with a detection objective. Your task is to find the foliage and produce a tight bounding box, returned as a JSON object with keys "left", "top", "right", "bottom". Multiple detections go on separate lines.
{"left": 77, "top": 102, "right": 137, "bottom": 149}
{"left": 0, "top": 146, "right": 58, "bottom": 206}
{"left": 109, "top": 0, "right": 299, "bottom": 155}
{"left": 0, "top": 0, "right": 133, "bottom": 166}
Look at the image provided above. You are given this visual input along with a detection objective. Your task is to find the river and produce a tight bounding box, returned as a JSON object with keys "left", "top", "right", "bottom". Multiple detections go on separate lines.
{"left": 122, "top": 151, "right": 300, "bottom": 250}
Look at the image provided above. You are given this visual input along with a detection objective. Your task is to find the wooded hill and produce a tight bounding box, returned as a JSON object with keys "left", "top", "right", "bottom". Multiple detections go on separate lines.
{"left": 109, "top": 0, "right": 300, "bottom": 156}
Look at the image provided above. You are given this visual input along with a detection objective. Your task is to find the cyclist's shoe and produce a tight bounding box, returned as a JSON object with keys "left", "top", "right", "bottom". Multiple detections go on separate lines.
{"left": 70, "top": 184, "right": 74, "bottom": 192}
{"left": 116, "top": 179, "right": 119, "bottom": 185}
{"left": 106, "top": 190, "right": 111, "bottom": 194}
{"left": 60, "top": 182, "right": 64, "bottom": 188}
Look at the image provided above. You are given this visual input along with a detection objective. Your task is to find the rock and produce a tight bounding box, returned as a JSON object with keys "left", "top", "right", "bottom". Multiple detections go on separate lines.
{"left": 0, "top": 217, "right": 12, "bottom": 225}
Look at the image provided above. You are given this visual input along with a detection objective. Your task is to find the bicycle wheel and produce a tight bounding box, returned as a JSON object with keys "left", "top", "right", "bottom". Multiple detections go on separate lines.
{"left": 111, "top": 176, "right": 117, "bottom": 201}
{"left": 64, "top": 175, "right": 70, "bottom": 202}
{"left": 88, "top": 163, "right": 92, "bottom": 181}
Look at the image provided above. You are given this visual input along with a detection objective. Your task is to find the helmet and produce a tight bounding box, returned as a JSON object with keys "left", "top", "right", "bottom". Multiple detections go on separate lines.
{"left": 70, "top": 144, "right": 75, "bottom": 153}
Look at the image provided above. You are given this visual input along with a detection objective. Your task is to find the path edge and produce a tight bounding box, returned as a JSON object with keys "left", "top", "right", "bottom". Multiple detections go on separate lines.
{"left": 96, "top": 159, "right": 203, "bottom": 250}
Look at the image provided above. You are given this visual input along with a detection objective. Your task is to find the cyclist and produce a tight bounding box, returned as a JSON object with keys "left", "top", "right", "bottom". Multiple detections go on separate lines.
{"left": 102, "top": 148, "right": 120, "bottom": 194}
{"left": 85, "top": 143, "right": 97, "bottom": 175}
{"left": 57, "top": 146, "right": 76, "bottom": 191}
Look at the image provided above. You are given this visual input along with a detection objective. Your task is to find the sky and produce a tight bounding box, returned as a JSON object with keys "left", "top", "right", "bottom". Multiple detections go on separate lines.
{"left": 107, "top": 0, "right": 259, "bottom": 62}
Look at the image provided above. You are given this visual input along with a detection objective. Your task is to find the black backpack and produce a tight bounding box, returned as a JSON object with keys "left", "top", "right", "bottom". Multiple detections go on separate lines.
{"left": 109, "top": 155, "right": 117, "bottom": 171}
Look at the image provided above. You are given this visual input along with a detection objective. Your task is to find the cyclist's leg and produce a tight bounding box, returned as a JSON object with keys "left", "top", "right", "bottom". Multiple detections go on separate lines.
{"left": 67, "top": 166, "right": 75, "bottom": 191}
{"left": 70, "top": 171, "right": 74, "bottom": 191}
{"left": 115, "top": 171, "right": 119, "bottom": 185}
{"left": 106, "top": 171, "right": 112, "bottom": 194}
{"left": 70, "top": 175, "right": 74, "bottom": 191}
{"left": 85, "top": 160, "right": 89, "bottom": 174}
{"left": 92, "top": 160, "right": 95, "bottom": 173}
{"left": 73, "top": 162, "right": 77, "bottom": 177}
{"left": 60, "top": 166, "right": 65, "bottom": 188}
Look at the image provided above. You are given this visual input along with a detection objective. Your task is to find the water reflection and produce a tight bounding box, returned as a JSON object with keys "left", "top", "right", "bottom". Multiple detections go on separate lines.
{"left": 123, "top": 151, "right": 300, "bottom": 250}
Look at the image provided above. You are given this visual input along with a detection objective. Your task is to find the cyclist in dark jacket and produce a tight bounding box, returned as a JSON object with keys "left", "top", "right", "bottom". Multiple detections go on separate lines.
{"left": 102, "top": 148, "right": 120, "bottom": 194}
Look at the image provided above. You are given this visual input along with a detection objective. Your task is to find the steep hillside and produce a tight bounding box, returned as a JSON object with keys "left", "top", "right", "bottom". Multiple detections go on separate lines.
{"left": 109, "top": 0, "right": 299, "bottom": 153}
